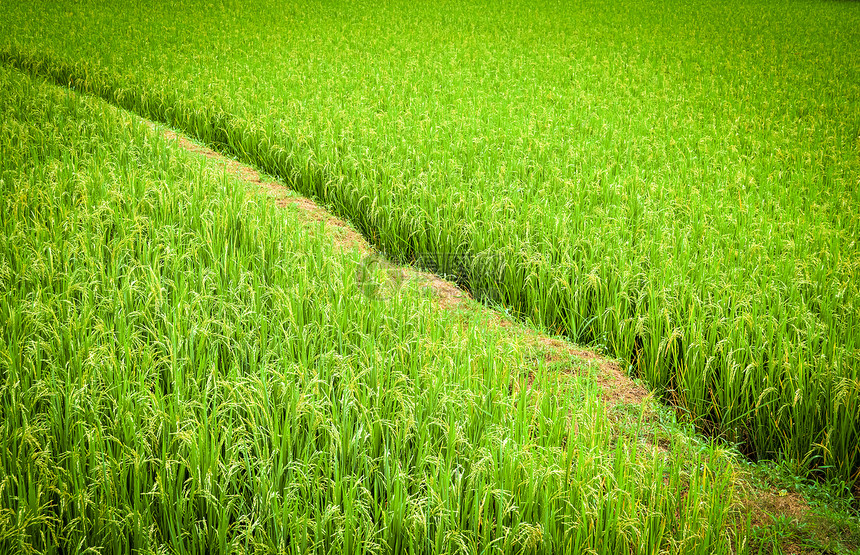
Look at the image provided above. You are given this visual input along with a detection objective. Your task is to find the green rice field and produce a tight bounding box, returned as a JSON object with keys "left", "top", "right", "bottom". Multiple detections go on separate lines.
{"left": 1, "top": 0, "right": 859, "bottom": 552}
{"left": 0, "top": 63, "right": 755, "bottom": 554}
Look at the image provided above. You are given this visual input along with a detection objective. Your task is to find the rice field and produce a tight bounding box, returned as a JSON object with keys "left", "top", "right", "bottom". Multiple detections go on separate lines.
{"left": 5, "top": 0, "right": 856, "bottom": 485}
{"left": 1, "top": 0, "right": 859, "bottom": 550}
{"left": 0, "top": 64, "right": 762, "bottom": 554}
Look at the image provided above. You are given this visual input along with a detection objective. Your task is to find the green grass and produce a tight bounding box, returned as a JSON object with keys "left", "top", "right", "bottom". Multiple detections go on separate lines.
{"left": 0, "top": 65, "right": 764, "bottom": 553}
{"left": 1, "top": 0, "right": 856, "bottom": 486}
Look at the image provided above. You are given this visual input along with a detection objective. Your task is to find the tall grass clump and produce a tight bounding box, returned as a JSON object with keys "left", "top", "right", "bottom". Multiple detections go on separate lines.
{"left": 0, "top": 67, "right": 751, "bottom": 553}
{"left": 1, "top": 0, "right": 857, "bottom": 488}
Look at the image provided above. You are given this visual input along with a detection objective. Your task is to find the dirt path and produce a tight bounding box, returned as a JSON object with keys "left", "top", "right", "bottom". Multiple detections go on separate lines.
{"left": 154, "top": 124, "right": 649, "bottom": 408}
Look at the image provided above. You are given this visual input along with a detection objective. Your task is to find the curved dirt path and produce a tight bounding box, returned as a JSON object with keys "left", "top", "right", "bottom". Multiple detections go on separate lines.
{"left": 154, "top": 123, "right": 650, "bottom": 408}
